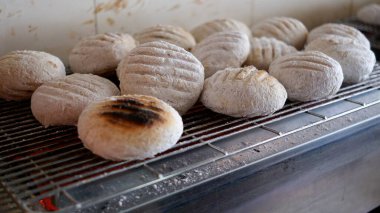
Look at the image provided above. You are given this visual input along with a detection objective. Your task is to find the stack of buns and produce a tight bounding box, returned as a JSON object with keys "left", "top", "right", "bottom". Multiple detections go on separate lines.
{"left": 0, "top": 13, "right": 377, "bottom": 161}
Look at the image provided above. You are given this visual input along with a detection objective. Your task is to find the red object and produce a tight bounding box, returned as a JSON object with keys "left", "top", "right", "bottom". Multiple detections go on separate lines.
{"left": 39, "top": 197, "right": 59, "bottom": 211}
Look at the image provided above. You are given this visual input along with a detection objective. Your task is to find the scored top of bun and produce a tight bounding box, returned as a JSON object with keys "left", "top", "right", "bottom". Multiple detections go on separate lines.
{"left": 191, "top": 18, "right": 252, "bottom": 42}
{"left": 134, "top": 24, "right": 196, "bottom": 51}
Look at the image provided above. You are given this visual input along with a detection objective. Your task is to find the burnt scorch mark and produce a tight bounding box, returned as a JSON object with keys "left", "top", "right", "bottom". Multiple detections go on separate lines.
{"left": 112, "top": 99, "right": 163, "bottom": 111}
{"left": 101, "top": 108, "right": 161, "bottom": 126}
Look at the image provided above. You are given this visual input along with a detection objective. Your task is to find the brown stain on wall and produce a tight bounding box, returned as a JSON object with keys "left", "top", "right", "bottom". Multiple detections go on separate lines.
{"left": 7, "top": 10, "right": 22, "bottom": 18}
{"left": 28, "top": 25, "right": 38, "bottom": 33}
{"left": 68, "top": 31, "right": 78, "bottom": 40}
{"left": 82, "top": 19, "right": 95, "bottom": 25}
{"left": 107, "top": 17, "right": 115, "bottom": 26}
{"left": 194, "top": 0, "right": 205, "bottom": 5}
{"left": 168, "top": 4, "right": 180, "bottom": 11}
{"left": 10, "top": 28, "right": 16, "bottom": 36}
{"left": 95, "top": 0, "right": 128, "bottom": 14}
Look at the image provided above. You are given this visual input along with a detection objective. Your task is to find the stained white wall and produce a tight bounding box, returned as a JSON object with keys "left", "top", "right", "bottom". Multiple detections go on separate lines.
{"left": 0, "top": 0, "right": 379, "bottom": 64}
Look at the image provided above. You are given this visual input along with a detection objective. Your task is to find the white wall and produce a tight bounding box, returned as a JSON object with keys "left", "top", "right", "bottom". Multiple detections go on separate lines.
{"left": 0, "top": 0, "right": 379, "bottom": 64}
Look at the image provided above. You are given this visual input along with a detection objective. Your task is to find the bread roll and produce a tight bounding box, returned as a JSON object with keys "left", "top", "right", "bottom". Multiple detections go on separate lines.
{"left": 77, "top": 95, "right": 183, "bottom": 161}
{"left": 251, "top": 17, "right": 308, "bottom": 50}
{"left": 0, "top": 50, "right": 66, "bottom": 101}
{"left": 191, "top": 18, "right": 251, "bottom": 42}
{"left": 305, "top": 35, "right": 376, "bottom": 84}
{"left": 69, "top": 33, "right": 136, "bottom": 76}
{"left": 269, "top": 51, "right": 343, "bottom": 102}
{"left": 134, "top": 24, "right": 196, "bottom": 51}
{"left": 245, "top": 37, "right": 297, "bottom": 70}
{"left": 117, "top": 41, "right": 204, "bottom": 115}
{"left": 31, "top": 74, "right": 120, "bottom": 126}
{"left": 192, "top": 31, "right": 250, "bottom": 78}
{"left": 201, "top": 66, "right": 287, "bottom": 117}
{"left": 357, "top": 4, "right": 380, "bottom": 26}
{"left": 307, "top": 23, "right": 370, "bottom": 49}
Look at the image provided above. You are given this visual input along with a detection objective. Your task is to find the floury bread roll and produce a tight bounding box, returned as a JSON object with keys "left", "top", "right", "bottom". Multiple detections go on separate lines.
{"left": 0, "top": 50, "right": 66, "bottom": 101}
{"left": 201, "top": 66, "right": 287, "bottom": 117}
{"left": 31, "top": 74, "right": 120, "bottom": 126}
{"left": 77, "top": 95, "right": 183, "bottom": 161}
{"left": 191, "top": 18, "right": 252, "bottom": 42}
{"left": 117, "top": 41, "right": 204, "bottom": 115}
{"left": 307, "top": 23, "right": 370, "bottom": 49}
{"left": 269, "top": 51, "right": 343, "bottom": 102}
{"left": 245, "top": 37, "right": 297, "bottom": 70}
{"left": 357, "top": 4, "right": 380, "bottom": 26}
{"left": 134, "top": 24, "right": 196, "bottom": 51}
{"left": 305, "top": 35, "right": 376, "bottom": 84}
{"left": 192, "top": 31, "right": 250, "bottom": 78}
{"left": 251, "top": 17, "right": 308, "bottom": 49}
{"left": 69, "top": 33, "right": 136, "bottom": 76}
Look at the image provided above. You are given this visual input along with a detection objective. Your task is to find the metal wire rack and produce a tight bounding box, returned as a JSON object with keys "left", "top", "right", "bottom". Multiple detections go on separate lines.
{"left": 0, "top": 63, "right": 379, "bottom": 212}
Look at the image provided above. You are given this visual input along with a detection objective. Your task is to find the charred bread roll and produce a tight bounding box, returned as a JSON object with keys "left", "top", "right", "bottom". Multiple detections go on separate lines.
{"left": 305, "top": 35, "right": 376, "bottom": 84}
{"left": 251, "top": 17, "right": 308, "bottom": 50}
{"left": 201, "top": 66, "right": 287, "bottom": 117}
{"left": 0, "top": 50, "right": 66, "bottom": 101}
{"left": 269, "top": 51, "right": 343, "bottom": 102}
{"left": 77, "top": 95, "right": 183, "bottom": 161}
{"left": 191, "top": 18, "right": 252, "bottom": 42}
{"left": 307, "top": 23, "right": 370, "bottom": 49}
{"left": 245, "top": 37, "right": 297, "bottom": 70}
{"left": 357, "top": 4, "right": 380, "bottom": 26}
{"left": 192, "top": 31, "right": 250, "bottom": 78}
{"left": 134, "top": 24, "right": 196, "bottom": 51}
{"left": 117, "top": 40, "right": 204, "bottom": 115}
{"left": 69, "top": 33, "right": 136, "bottom": 76}
{"left": 31, "top": 73, "right": 120, "bottom": 126}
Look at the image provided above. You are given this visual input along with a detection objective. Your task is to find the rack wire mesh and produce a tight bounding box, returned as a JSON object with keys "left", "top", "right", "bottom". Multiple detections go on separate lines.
{"left": 0, "top": 64, "right": 379, "bottom": 212}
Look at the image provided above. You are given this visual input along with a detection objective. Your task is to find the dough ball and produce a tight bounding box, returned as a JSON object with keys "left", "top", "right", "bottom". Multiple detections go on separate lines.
{"left": 0, "top": 50, "right": 66, "bottom": 101}
{"left": 77, "top": 95, "right": 183, "bottom": 161}
{"left": 201, "top": 66, "right": 287, "bottom": 117}
{"left": 117, "top": 40, "right": 204, "bottom": 115}
{"left": 191, "top": 18, "right": 251, "bottom": 42}
{"left": 69, "top": 33, "right": 136, "bottom": 76}
{"left": 31, "top": 73, "right": 120, "bottom": 126}
{"left": 134, "top": 24, "right": 196, "bottom": 51}
{"left": 269, "top": 51, "right": 343, "bottom": 102}
{"left": 305, "top": 35, "right": 376, "bottom": 84}
{"left": 357, "top": 4, "right": 380, "bottom": 26}
{"left": 251, "top": 17, "right": 308, "bottom": 49}
{"left": 192, "top": 31, "right": 250, "bottom": 78}
{"left": 245, "top": 37, "right": 297, "bottom": 70}
{"left": 307, "top": 23, "right": 370, "bottom": 49}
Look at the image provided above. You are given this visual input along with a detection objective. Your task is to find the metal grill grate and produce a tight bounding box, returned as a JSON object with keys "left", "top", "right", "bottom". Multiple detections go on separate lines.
{"left": 1, "top": 64, "right": 380, "bottom": 212}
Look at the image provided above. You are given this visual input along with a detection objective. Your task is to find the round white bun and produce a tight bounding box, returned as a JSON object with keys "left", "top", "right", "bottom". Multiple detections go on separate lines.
{"left": 69, "top": 33, "right": 136, "bottom": 76}
{"left": 269, "top": 51, "right": 343, "bottom": 102}
{"left": 307, "top": 23, "right": 370, "bottom": 49}
{"left": 305, "top": 35, "right": 376, "bottom": 84}
{"left": 77, "top": 95, "right": 183, "bottom": 161}
{"left": 245, "top": 37, "right": 297, "bottom": 70}
{"left": 0, "top": 50, "right": 66, "bottom": 101}
{"left": 134, "top": 24, "right": 196, "bottom": 51}
{"left": 357, "top": 4, "right": 380, "bottom": 26}
{"left": 192, "top": 31, "right": 250, "bottom": 78}
{"left": 201, "top": 66, "right": 287, "bottom": 117}
{"left": 191, "top": 18, "right": 252, "bottom": 42}
{"left": 251, "top": 16, "right": 308, "bottom": 50}
{"left": 117, "top": 40, "right": 204, "bottom": 115}
{"left": 31, "top": 73, "right": 120, "bottom": 126}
